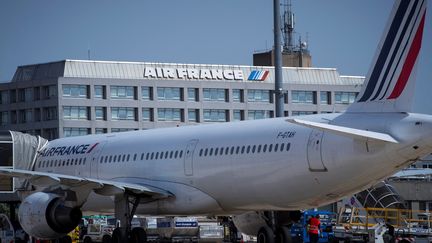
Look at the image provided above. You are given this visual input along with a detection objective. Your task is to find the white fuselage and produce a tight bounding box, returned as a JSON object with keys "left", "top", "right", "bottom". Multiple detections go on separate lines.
{"left": 34, "top": 112, "right": 432, "bottom": 215}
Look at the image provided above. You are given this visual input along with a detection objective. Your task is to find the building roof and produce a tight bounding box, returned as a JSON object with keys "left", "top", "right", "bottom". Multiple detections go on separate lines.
{"left": 11, "top": 59, "right": 364, "bottom": 86}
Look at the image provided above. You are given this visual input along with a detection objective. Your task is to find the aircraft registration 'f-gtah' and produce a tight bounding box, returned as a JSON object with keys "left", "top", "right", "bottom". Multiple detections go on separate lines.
{"left": 0, "top": 0, "right": 428, "bottom": 242}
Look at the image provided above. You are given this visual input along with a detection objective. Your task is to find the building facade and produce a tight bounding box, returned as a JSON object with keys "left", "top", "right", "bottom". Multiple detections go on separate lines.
{"left": 0, "top": 60, "right": 364, "bottom": 140}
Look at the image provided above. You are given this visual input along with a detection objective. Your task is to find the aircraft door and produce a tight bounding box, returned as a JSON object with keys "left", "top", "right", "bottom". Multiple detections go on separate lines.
{"left": 184, "top": 139, "right": 198, "bottom": 176}
{"left": 307, "top": 130, "right": 327, "bottom": 172}
{"left": 89, "top": 141, "right": 107, "bottom": 179}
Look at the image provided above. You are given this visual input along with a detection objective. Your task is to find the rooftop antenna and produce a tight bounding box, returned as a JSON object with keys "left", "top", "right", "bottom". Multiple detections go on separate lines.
{"left": 282, "top": 0, "right": 295, "bottom": 52}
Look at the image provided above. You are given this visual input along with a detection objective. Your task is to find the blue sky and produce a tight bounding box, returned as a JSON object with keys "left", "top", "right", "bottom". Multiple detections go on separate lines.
{"left": 0, "top": 1, "right": 431, "bottom": 113}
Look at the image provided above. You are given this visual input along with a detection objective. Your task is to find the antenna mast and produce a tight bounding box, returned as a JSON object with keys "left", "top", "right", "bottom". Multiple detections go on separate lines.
{"left": 282, "top": 0, "right": 295, "bottom": 52}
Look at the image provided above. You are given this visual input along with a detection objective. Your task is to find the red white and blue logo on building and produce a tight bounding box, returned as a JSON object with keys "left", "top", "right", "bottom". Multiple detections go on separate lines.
{"left": 248, "top": 70, "right": 269, "bottom": 81}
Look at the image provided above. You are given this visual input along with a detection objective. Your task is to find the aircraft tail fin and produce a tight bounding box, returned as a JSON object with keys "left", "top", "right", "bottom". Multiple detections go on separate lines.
{"left": 347, "top": 0, "right": 427, "bottom": 113}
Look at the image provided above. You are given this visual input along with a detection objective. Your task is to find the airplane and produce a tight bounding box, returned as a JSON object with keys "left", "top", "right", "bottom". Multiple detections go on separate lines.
{"left": 0, "top": 0, "right": 428, "bottom": 242}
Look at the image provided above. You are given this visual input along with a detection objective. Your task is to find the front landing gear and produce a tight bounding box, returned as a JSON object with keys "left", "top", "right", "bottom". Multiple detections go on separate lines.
{"left": 112, "top": 193, "right": 147, "bottom": 243}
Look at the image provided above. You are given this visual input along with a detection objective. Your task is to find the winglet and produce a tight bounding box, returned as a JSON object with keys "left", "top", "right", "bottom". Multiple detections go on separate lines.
{"left": 287, "top": 119, "right": 398, "bottom": 143}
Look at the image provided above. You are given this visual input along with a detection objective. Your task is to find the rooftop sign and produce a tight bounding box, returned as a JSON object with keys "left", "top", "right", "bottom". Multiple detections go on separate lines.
{"left": 144, "top": 67, "right": 244, "bottom": 81}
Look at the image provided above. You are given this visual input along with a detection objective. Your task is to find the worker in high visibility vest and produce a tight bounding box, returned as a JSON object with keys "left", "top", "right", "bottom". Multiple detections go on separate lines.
{"left": 307, "top": 214, "right": 321, "bottom": 243}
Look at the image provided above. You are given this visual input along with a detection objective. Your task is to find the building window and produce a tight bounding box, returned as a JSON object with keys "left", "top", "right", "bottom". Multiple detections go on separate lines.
{"left": 95, "top": 128, "right": 107, "bottom": 134}
{"left": 203, "top": 88, "right": 227, "bottom": 102}
{"left": 247, "top": 90, "right": 270, "bottom": 103}
{"left": 320, "top": 91, "right": 330, "bottom": 104}
{"left": 233, "top": 110, "right": 244, "bottom": 121}
{"left": 233, "top": 89, "right": 244, "bottom": 102}
{"left": 248, "top": 110, "right": 272, "bottom": 120}
{"left": 292, "top": 111, "right": 316, "bottom": 116}
{"left": 188, "top": 88, "right": 198, "bottom": 102}
{"left": 63, "top": 85, "right": 87, "bottom": 98}
{"left": 25, "top": 88, "right": 33, "bottom": 102}
{"left": 110, "top": 86, "right": 135, "bottom": 99}
{"left": 157, "top": 87, "right": 182, "bottom": 101}
{"left": 94, "top": 85, "right": 106, "bottom": 99}
{"left": 0, "top": 112, "right": 9, "bottom": 125}
{"left": 33, "top": 87, "right": 40, "bottom": 100}
{"left": 335, "top": 92, "right": 358, "bottom": 104}
{"left": 18, "top": 89, "right": 25, "bottom": 102}
{"left": 203, "top": 109, "right": 227, "bottom": 122}
{"left": 111, "top": 128, "right": 136, "bottom": 133}
{"left": 292, "top": 90, "right": 315, "bottom": 104}
{"left": 43, "top": 128, "right": 58, "bottom": 140}
{"left": 43, "top": 107, "right": 57, "bottom": 121}
{"left": 10, "top": 90, "right": 16, "bottom": 103}
{"left": 188, "top": 109, "right": 199, "bottom": 122}
{"left": 63, "top": 106, "right": 89, "bottom": 120}
{"left": 142, "top": 87, "right": 153, "bottom": 100}
{"left": 25, "top": 109, "right": 33, "bottom": 123}
{"left": 157, "top": 108, "right": 183, "bottom": 122}
{"left": 0, "top": 91, "right": 9, "bottom": 105}
{"left": 95, "top": 107, "right": 107, "bottom": 121}
{"left": 111, "top": 107, "right": 137, "bottom": 121}
{"left": 64, "top": 128, "right": 90, "bottom": 137}
{"left": 142, "top": 108, "right": 154, "bottom": 121}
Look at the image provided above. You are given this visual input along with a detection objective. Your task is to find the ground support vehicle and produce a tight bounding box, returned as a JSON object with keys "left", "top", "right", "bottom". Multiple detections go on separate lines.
{"left": 290, "top": 210, "right": 337, "bottom": 243}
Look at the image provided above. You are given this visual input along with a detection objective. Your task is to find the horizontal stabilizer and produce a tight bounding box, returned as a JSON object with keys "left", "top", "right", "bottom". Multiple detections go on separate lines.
{"left": 286, "top": 119, "right": 398, "bottom": 143}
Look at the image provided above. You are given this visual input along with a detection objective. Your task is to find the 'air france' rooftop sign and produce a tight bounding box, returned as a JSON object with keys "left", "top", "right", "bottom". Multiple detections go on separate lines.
{"left": 144, "top": 67, "right": 245, "bottom": 81}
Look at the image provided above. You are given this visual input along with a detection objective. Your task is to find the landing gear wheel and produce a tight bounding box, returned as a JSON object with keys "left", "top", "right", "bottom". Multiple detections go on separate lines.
{"left": 83, "top": 236, "right": 93, "bottom": 243}
{"left": 130, "top": 227, "right": 147, "bottom": 243}
{"left": 275, "top": 226, "right": 292, "bottom": 243}
{"left": 112, "top": 228, "right": 127, "bottom": 243}
{"left": 102, "top": 235, "right": 112, "bottom": 243}
{"left": 59, "top": 236, "right": 72, "bottom": 243}
{"left": 257, "top": 226, "right": 275, "bottom": 243}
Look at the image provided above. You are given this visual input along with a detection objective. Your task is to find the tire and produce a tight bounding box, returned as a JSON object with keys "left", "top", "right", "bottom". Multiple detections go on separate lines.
{"left": 112, "top": 228, "right": 127, "bottom": 243}
{"left": 83, "top": 236, "right": 93, "bottom": 243}
{"left": 257, "top": 226, "right": 275, "bottom": 243}
{"left": 275, "top": 226, "right": 292, "bottom": 243}
{"left": 102, "top": 234, "right": 112, "bottom": 243}
{"left": 130, "top": 227, "right": 147, "bottom": 243}
{"left": 59, "top": 236, "right": 72, "bottom": 243}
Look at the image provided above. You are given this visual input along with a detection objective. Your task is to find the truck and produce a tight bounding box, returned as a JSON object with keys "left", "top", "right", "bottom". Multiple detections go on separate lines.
{"left": 291, "top": 210, "right": 337, "bottom": 243}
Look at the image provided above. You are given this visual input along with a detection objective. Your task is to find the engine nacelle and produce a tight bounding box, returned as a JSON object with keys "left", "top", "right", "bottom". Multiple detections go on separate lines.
{"left": 18, "top": 192, "right": 82, "bottom": 239}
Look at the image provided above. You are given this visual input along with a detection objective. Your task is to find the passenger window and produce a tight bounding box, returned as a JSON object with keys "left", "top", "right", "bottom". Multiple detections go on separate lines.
{"left": 263, "top": 144, "right": 267, "bottom": 153}
{"left": 151, "top": 153, "right": 154, "bottom": 160}
{"left": 165, "top": 152, "right": 169, "bottom": 159}
{"left": 100, "top": 156, "right": 104, "bottom": 164}
{"left": 236, "top": 146, "right": 240, "bottom": 154}
{"left": 109, "top": 155, "right": 113, "bottom": 163}
{"left": 122, "top": 154, "right": 126, "bottom": 162}
{"left": 141, "top": 153, "right": 144, "bottom": 160}
{"left": 257, "top": 145, "right": 262, "bottom": 153}
{"left": 274, "top": 144, "right": 279, "bottom": 152}
{"left": 83, "top": 158, "right": 86, "bottom": 165}
{"left": 241, "top": 146, "right": 245, "bottom": 154}
{"left": 204, "top": 149, "right": 208, "bottom": 156}
{"left": 246, "top": 146, "right": 251, "bottom": 154}
{"left": 179, "top": 151, "right": 183, "bottom": 158}
{"left": 280, "top": 143, "right": 285, "bottom": 151}
{"left": 209, "top": 148, "right": 213, "bottom": 156}
{"left": 160, "top": 152, "right": 164, "bottom": 159}
{"left": 174, "top": 151, "right": 178, "bottom": 158}
{"left": 269, "top": 144, "right": 273, "bottom": 152}
{"left": 225, "top": 147, "right": 229, "bottom": 155}
{"left": 134, "top": 154, "right": 137, "bottom": 161}
{"left": 146, "top": 153, "right": 150, "bottom": 160}
{"left": 127, "top": 154, "right": 130, "bottom": 161}
{"left": 155, "top": 152, "right": 159, "bottom": 160}
{"left": 63, "top": 161, "right": 66, "bottom": 166}
{"left": 286, "top": 143, "right": 291, "bottom": 151}
{"left": 199, "top": 149, "right": 203, "bottom": 157}
{"left": 219, "top": 147, "right": 224, "bottom": 155}
{"left": 230, "top": 147, "right": 234, "bottom": 155}
{"left": 252, "top": 145, "right": 256, "bottom": 153}
{"left": 215, "top": 148, "right": 219, "bottom": 155}
{"left": 170, "top": 151, "right": 174, "bottom": 158}
{"left": 66, "top": 159, "right": 70, "bottom": 166}
{"left": 113, "top": 155, "right": 117, "bottom": 162}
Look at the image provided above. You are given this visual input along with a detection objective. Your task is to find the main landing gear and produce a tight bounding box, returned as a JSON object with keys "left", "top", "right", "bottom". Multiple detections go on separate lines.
{"left": 257, "top": 211, "right": 298, "bottom": 243}
{"left": 112, "top": 193, "right": 147, "bottom": 243}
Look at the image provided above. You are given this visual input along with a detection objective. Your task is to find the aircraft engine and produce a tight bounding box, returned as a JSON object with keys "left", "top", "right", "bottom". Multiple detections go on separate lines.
{"left": 18, "top": 192, "right": 82, "bottom": 239}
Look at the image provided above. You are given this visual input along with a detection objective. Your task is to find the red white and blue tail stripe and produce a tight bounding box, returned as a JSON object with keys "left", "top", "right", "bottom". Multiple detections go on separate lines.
{"left": 348, "top": 0, "right": 426, "bottom": 112}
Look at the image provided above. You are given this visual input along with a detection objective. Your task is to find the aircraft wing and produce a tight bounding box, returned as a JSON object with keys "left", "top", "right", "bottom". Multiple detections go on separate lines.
{"left": 287, "top": 118, "right": 398, "bottom": 143}
{"left": 0, "top": 168, "right": 173, "bottom": 199}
